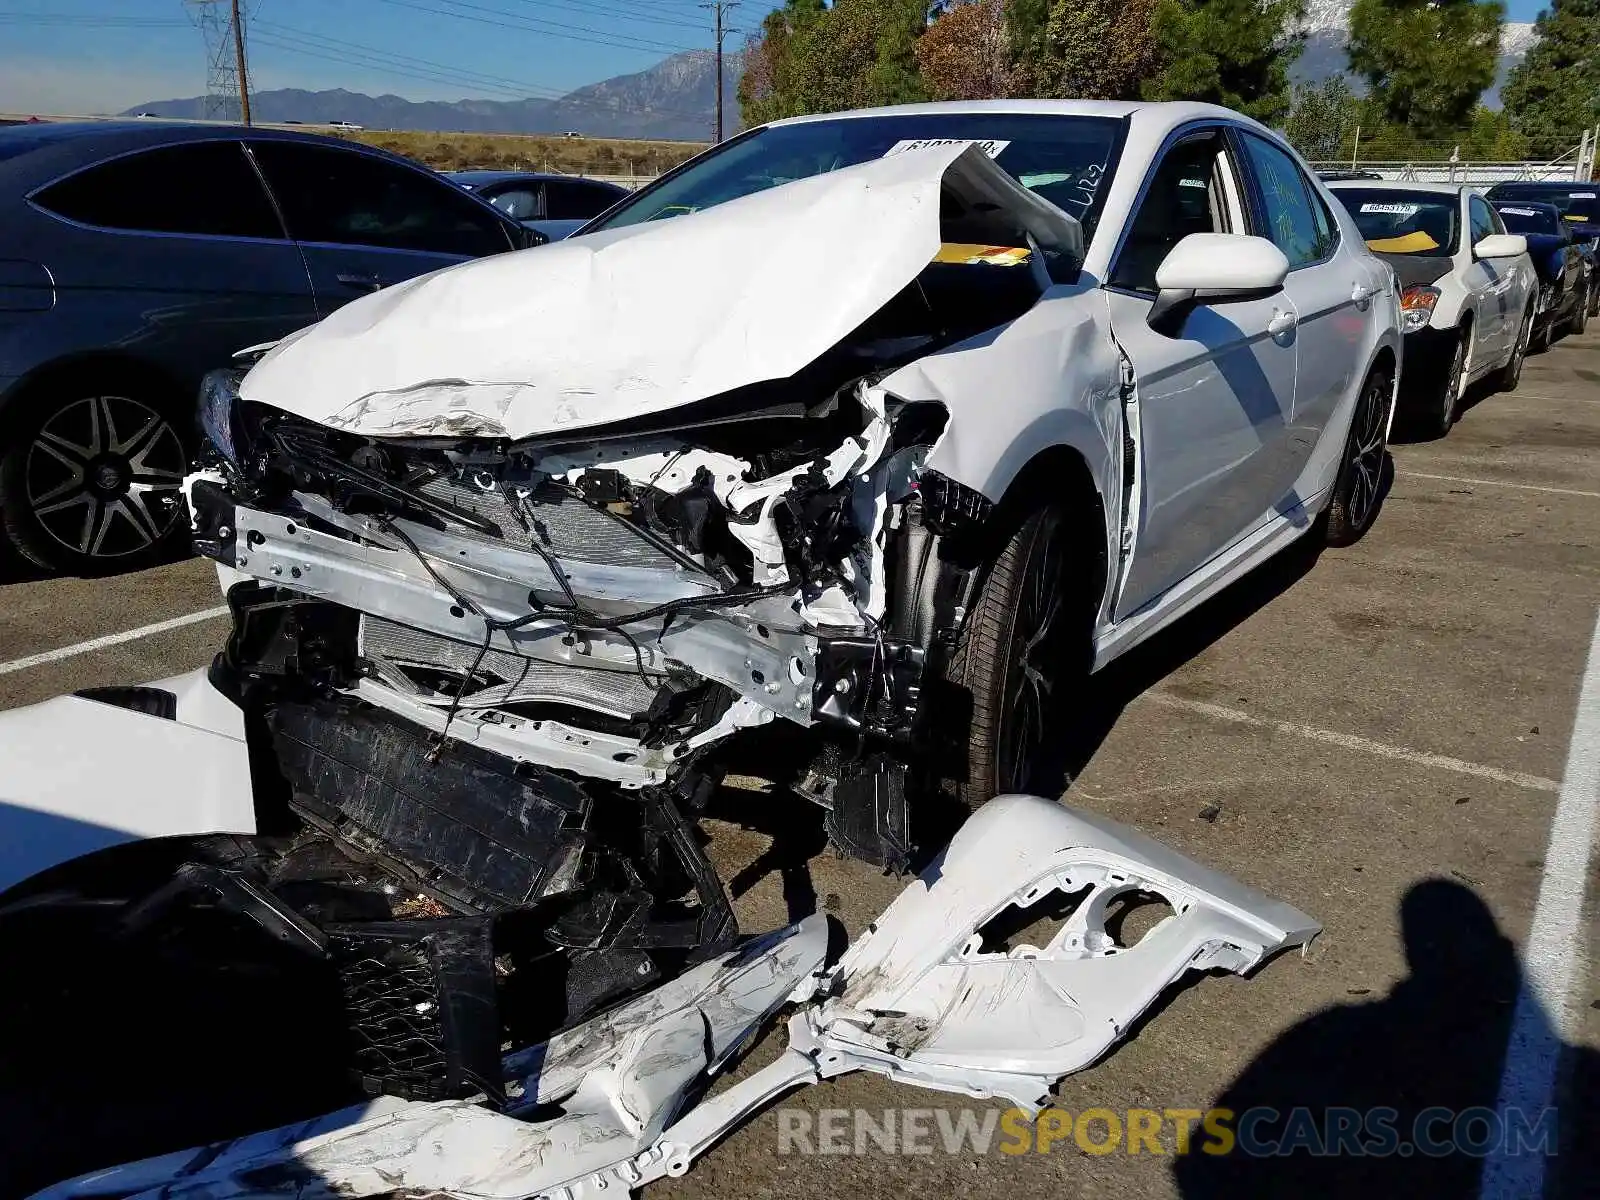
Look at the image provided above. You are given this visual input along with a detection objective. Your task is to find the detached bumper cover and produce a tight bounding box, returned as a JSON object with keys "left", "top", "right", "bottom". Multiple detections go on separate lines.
{"left": 31, "top": 797, "right": 1318, "bottom": 1200}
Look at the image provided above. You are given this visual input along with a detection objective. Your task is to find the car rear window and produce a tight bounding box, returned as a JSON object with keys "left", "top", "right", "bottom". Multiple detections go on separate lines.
{"left": 31, "top": 141, "right": 284, "bottom": 239}
{"left": 1331, "top": 188, "right": 1459, "bottom": 257}
{"left": 1494, "top": 204, "right": 1561, "bottom": 236}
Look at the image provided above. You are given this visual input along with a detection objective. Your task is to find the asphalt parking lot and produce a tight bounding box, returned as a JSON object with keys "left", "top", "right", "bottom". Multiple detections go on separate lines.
{"left": 1, "top": 327, "right": 1597, "bottom": 1199}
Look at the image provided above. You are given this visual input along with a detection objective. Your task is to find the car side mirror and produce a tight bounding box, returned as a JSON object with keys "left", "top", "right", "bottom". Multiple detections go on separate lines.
{"left": 1147, "top": 233, "right": 1290, "bottom": 334}
{"left": 1473, "top": 233, "right": 1526, "bottom": 260}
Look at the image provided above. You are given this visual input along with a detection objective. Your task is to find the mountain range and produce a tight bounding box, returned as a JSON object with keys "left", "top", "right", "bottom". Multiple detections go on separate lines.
{"left": 122, "top": 6, "right": 1540, "bottom": 138}
{"left": 122, "top": 49, "right": 737, "bottom": 142}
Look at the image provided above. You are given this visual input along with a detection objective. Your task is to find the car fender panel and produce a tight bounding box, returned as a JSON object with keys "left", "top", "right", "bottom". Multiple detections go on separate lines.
{"left": 0, "top": 668, "right": 255, "bottom": 895}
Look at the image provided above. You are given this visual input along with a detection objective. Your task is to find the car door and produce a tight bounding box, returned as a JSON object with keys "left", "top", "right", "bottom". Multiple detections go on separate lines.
{"left": 1464, "top": 192, "right": 1512, "bottom": 362}
{"left": 27, "top": 139, "right": 317, "bottom": 378}
{"left": 1103, "top": 126, "right": 1301, "bottom": 620}
{"left": 1233, "top": 131, "right": 1370, "bottom": 486}
{"left": 245, "top": 140, "right": 519, "bottom": 314}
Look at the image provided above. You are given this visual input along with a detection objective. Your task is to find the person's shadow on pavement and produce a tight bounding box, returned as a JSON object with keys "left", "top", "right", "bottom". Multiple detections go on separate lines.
{"left": 1174, "top": 877, "right": 1597, "bottom": 1199}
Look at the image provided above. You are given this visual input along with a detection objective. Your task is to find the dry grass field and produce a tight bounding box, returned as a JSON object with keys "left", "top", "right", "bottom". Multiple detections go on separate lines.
{"left": 347, "top": 129, "right": 706, "bottom": 177}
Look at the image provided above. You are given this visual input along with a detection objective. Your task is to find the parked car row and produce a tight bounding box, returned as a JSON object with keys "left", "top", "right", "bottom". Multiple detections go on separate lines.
{"left": 1323, "top": 176, "right": 1599, "bottom": 439}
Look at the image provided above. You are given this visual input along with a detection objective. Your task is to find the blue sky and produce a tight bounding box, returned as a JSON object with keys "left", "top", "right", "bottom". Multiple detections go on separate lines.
{"left": 0, "top": 0, "right": 756, "bottom": 114}
{"left": 0, "top": 0, "right": 1548, "bottom": 116}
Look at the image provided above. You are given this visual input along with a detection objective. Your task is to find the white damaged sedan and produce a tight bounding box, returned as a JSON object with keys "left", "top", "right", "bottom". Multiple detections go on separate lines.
{"left": 2, "top": 100, "right": 1388, "bottom": 1197}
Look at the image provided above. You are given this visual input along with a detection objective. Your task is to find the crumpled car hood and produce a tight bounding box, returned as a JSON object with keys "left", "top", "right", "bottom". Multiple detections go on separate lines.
{"left": 239, "top": 142, "right": 1082, "bottom": 441}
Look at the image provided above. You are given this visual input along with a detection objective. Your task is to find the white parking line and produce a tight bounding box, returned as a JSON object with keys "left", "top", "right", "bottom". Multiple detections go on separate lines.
{"left": 1143, "top": 692, "right": 1560, "bottom": 793}
{"left": 0, "top": 606, "right": 231, "bottom": 677}
{"left": 1480, "top": 606, "right": 1600, "bottom": 1199}
{"left": 1406, "top": 471, "right": 1600, "bottom": 500}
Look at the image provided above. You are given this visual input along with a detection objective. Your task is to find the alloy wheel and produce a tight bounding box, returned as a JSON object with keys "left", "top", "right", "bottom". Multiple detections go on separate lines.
{"left": 24, "top": 395, "right": 186, "bottom": 560}
{"left": 1439, "top": 335, "right": 1466, "bottom": 429}
{"left": 998, "top": 511, "right": 1068, "bottom": 793}
{"left": 1345, "top": 372, "right": 1388, "bottom": 533}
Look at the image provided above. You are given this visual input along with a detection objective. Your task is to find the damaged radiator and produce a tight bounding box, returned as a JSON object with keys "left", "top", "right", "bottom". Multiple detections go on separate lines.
{"left": 413, "top": 477, "right": 680, "bottom": 569}
{"left": 360, "top": 615, "right": 664, "bottom": 719}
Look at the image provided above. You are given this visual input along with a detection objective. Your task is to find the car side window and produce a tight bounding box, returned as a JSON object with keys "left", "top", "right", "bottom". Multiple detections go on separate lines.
{"left": 1109, "top": 130, "right": 1238, "bottom": 294}
{"left": 249, "top": 141, "right": 514, "bottom": 257}
{"left": 1238, "top": 133, "right": 1333, "bottom": 268}
{"left": 545, "top": 180, "right": 619, "bottom": 220}
{"left": 32, "top": 141, "right": 283, "bottom": 240}
{"left": 487, "top": 186, "right": 542, "bottom": 222}
{"left": 1468, "top": 195, "right": 1498, "bottom": 246}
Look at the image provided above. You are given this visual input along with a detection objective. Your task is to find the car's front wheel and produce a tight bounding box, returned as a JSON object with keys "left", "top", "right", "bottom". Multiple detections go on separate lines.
{"left": 0, "top": 382, "right": 190, "bottom": 575}
{"left": 1570, "top": 281, "right": 1590, "bottom": 335}
{"left": 938, "top": 503, "right": 1095, "bottom": 811}
{"left": 1324, "top": 362, "right": 1392, "bottom": 547}
{"left": 1421, "top": 325, "right": 1469, "bottom": 439}
{"left": 1492, "top": 304, "right": 1534, "bottom": 393}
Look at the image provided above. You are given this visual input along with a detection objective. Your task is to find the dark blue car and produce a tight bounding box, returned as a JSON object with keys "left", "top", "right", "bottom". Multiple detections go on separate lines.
{"left": 1492, "top": 199, "right": 1591, "bottom": 348}
{"left": 1485, "top": 180, "right": 1600, "bottom": 320}
{"left": 0, "top": 122, "right": 539, "bottom": 575}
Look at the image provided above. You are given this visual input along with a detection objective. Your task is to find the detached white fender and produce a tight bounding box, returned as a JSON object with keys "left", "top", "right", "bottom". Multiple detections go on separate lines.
{"left": 0, "top": 669, "right": 256, "bottom": 895}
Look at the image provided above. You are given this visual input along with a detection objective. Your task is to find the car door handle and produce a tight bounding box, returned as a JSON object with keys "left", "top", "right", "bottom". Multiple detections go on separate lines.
{"left": 336, "top": 272, "right": 387, "bottom": 292}
{"left": 1268, "top": 309, "right": 1298, "bottom": 337}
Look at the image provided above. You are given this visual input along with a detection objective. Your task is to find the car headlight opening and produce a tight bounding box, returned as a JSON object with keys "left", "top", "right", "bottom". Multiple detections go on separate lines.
{"left": 1399, "top": 285, "right": 1441, "bottom": 334}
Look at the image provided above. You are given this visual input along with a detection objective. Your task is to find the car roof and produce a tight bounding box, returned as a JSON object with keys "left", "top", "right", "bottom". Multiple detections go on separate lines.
{"left": 764, "top": 98, "right": 1264, "bottom": 137}
{"left": 1487, "top": 180, "right": 1596, "bottom": 194}
{"left": 1325, "top": 179, "right": 1467, "bottom": 197}
{"left": 0, "top": 121, "right": 420, "bottom": 189}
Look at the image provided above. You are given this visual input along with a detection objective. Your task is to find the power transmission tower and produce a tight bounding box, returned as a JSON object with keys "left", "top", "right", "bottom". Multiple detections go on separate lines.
{"left": 700, "top": 0, "right": 738, "bottom": 143}
{"left": 184, "top": 0, "right": 253, "bottom": 124}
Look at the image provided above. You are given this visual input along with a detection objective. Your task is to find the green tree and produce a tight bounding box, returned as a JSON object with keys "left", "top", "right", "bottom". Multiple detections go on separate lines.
{"left": 1004, "top": 0, "right": 1052, "bottom": 94}
{"left": 737, "top": 0, "right": 826, "bottom": 127}
{"left": 1285, "top": 76, "right": 1358, "bottom": 160}
{"left": 1502, "top": 0, "right": 1600, "bottom": 156}
{"left": 1031, "top": 0, "right": 1163, "bottom": 100}
{"left": 1347, "top": 0, "right": 1505, "bottom": 138}
{"left": 915, "top": 0, "right": 1010, "bottom": 101}
{"left": 739, "top": 0, "right": 929, "bottom": 121}
{"left": 1143, "top": 0, "right": 1305, "bottom": 124}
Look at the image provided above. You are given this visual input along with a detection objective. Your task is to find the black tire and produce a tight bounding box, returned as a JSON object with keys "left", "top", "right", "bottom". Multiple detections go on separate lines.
{"left": 1531, "top": 311, "right": 1553, "bottom": 354}
{"left": 1420, "top": 324, "right": 1468, "bottom": 439}
{"left": 1570, "top": 281, "right": 1590, "bottom": 335}
{"left": 938, "top": 504, "right": 1094, "bottom": 811}
{"left": 0, "top": 376, "right": 191, "bottom": 575}
{"left": 1324, "top": 363, "right": 1392, "bottom": 548}
{"left": 1493, "top": 304, "right": 1534, "bottom": 393}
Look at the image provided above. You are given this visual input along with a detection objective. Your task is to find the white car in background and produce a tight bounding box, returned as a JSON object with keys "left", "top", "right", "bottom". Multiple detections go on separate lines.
{"left": 5, "top": 100, "right": 1379, "bottom": 1198}
{"left": 1328, "top": 180, "right": 1534, "bottom": 438}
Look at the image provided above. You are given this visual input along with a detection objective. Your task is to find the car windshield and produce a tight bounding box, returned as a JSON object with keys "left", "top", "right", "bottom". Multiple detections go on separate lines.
{"left": 1332, "top": 189, "right": 1459, "bottom": 256}
{"left": 588, "top": 113, "right": 1126, "bottom": 243}
{"left": 1494, "top": 204, "right": 1561, "bottom": 236}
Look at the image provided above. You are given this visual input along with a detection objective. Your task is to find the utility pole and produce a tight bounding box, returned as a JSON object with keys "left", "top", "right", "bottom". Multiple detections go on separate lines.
{"left": 231, "top": 0, "right": 252, "bottom": 126}
{"left": 701, "top": 0, "right": 738, "bottom": 143}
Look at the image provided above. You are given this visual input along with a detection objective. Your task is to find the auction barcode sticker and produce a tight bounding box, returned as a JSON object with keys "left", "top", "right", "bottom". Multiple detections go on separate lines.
{"left": 1360, "top": 202, "right": 1421, "bottom": 216}
{"left": 883, "top": 138, "right": 1010, "bottom": 159}
{"left": 1500, "top": 207, "right": 1539, "bottom": 216}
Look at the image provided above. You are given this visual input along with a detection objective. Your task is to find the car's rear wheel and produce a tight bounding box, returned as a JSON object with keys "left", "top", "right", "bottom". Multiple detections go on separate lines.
{"left": 1324, "top": 363, "right": 1392, "bottom": 547}
{"left": 939, "top": 503, "right": 1094, "bottom": 811}
{"left": 0, "top": 382, "right": 190, "bottom": 575}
